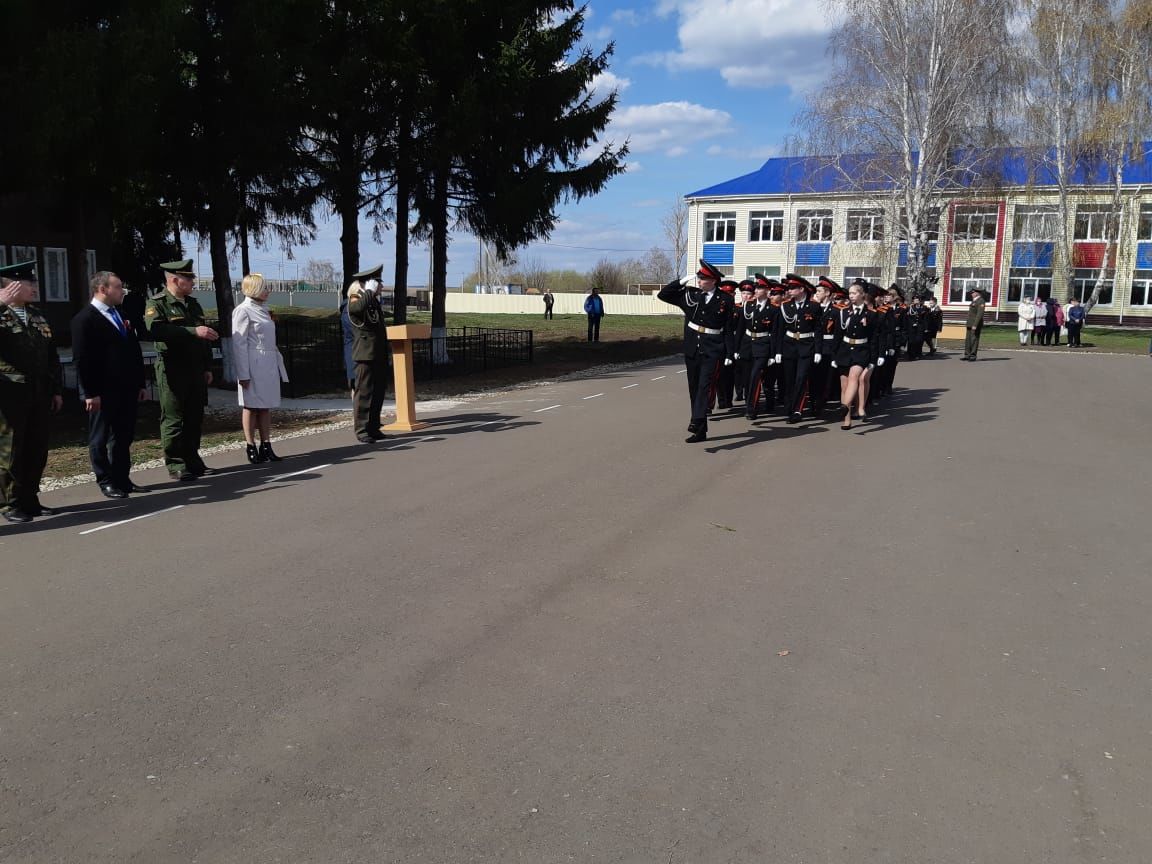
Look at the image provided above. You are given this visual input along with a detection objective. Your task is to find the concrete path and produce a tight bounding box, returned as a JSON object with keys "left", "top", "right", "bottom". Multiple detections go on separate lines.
{"left": 2, "top": 349, "right": 1151, "bottom": 862}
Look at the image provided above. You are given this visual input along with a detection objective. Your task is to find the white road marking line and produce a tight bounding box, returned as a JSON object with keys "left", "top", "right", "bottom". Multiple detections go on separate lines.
{"left": 188, "top": 495, "right": 208, "bottom": 501}
{"left": 80, "top": 505, "right": 186, "bottom": 536}
{"left": 265, "top": 464, "right": 332, "bottom": 482}
{"left": 651, "top": 375, "right": 666, "bottom": 380}
{"left": 583, "top": 393, "right": 604, "bottom": 400}
{"left": 533, "top": 405, "right": 562, "bottom": 413}
{"left": 677, "top": 369, "right": 687, "bottom": 374}
{"left": 622, "top": 383, "right": 640, "bottom": 389}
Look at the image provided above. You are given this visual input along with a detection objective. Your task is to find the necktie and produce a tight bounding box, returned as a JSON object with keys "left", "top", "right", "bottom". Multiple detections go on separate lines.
{"left": 111, "top": 308, "right": 126, "bottom": 335}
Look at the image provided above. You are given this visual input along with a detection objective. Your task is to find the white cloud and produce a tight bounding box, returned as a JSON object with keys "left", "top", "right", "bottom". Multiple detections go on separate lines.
{"left": 611, "top": 8, "right": 642, "bottom": 25}
{"left": 654, "top": 0, "right": 835, "bottom": 94}
{"left": 705, "top": 143, "right": 780, "bottom": 160}
{"left": 592, "top": 25, "right": 614, "bottom": 40}
{"left": 607, "top": 101, "right": 734, "bottom": 156}
{"left": 587, "top": 70, "right": 632, "bottom": 97}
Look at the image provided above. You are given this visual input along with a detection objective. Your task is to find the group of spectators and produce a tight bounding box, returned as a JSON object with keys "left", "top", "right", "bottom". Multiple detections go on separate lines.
{"left": 1016, "top": 296, "right": 1086, "bottom": 348}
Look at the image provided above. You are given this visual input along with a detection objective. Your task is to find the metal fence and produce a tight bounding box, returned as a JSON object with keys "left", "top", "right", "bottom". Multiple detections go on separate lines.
{"left": 273, "top": 321, "right": 534, "bottom": 396}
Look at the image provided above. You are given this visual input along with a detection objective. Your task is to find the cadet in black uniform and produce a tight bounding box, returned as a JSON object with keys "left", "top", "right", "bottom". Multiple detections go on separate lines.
{"left": 741, "top": 276, "right": 777, "bottom": 421}
{"left": 808, "top": 275, "right": 841, "bottom": 419}
{"left": 829, "top": 280, "right": 881, "bottom": 430}
{"left": 712, "top": 279, "right": 740, "bottom": 410}
{"left": 732, "top": 280, "right": 755, "bottom": 404}
{"left": 772, "top": 273, "right": 822, "bottom": 423}
{"left": 658, "top": 260, "right": 736, "bottom": 443}
{"left": 905, "top": 294, "right": 928, "bottom": 360}
{"left": 761, "top": 279, "right": 787, "bottom": 413}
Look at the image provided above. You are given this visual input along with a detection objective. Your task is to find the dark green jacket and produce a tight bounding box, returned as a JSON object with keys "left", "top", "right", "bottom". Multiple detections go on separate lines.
{"left": 144, "top": 290, "right": 213, "bottom": 372}
{"left": 0, "top": 303, "right": 63, "bottom": 395}
{"left": 966, "top": 297, "right": 985, "bottom": 330}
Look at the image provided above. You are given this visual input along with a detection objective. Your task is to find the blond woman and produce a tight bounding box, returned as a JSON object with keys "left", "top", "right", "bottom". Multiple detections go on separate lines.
{"left": 232, "top": 274, "right": 288, "bottom": 462}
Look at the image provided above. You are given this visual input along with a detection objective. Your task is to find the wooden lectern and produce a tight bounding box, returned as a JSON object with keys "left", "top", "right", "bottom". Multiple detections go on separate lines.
{"left": 383, "top": 323, "right": 433, "bottom": 432}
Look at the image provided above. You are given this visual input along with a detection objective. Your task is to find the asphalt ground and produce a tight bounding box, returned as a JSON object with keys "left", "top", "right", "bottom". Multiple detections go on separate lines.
{"left": 2, "top": 347, "right": 1150, "bottom": 863}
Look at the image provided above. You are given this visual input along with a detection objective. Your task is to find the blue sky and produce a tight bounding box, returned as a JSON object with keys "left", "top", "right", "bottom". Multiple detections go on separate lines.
{"left": 214, "top": 0, "right": 837, "bottom": 284}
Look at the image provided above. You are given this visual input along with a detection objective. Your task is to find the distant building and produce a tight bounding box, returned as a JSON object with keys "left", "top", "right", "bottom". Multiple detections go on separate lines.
{"left": 0, "top": 192, "right": 112, "bottom": 339}
{"left": 685, "top": 149, "right": 1152, "bottom": 324}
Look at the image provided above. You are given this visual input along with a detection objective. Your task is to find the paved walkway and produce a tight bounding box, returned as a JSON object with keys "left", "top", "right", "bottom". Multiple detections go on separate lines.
{"left": 4, "top": 348, "right": 1152, "bottom": 862}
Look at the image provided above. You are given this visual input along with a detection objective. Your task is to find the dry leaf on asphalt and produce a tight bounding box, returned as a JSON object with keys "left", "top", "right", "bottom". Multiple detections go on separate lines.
{"left": 777, "top": 650, "right": 790, "bottom": 657}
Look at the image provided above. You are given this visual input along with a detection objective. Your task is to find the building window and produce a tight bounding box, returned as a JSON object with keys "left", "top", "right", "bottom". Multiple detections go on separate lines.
{"left": 895, "top": 266, "right": 938, "bottom": 290}
{"left": 0, "top": 246, "right": 7, "bottom": 267}
{"left": 1007, "top": 268, "right": 1052, "bottom": 303}
{"left": 796, "top": 209, "right": 833, "bottom": 242}
{"left": 843, "top": 267, "right": 882, "bottom": 283}
{"left": 1074, "top": 205, "right": 1114, "bottom": 240}
{"left": 1012, "top": 206, "right": 1060, "bottom": 240}
{"left": 748, "top": 211, "right": 783, "bottom": 243}
{"left": 704, "top": 211, "right": 737, "bottom": 243}
{"left": 1138, "top": 205, "right": 1152, "bottom": 241}
{"left": 846, "top": 209, "right": 884, "bottom": 242}
{"left": 1071, "top": 269, "right": 1114, "bottom": 304}
{"left": 1130, "top": 270, "right": 1152, "bottom": 306}
{"left": 954, "top": 206, "right": 999, "bottom": 241}
{"left": 11, "top": 245, "right": 35, "bottom": 267}
{"left": 949, "top": 267, "right": 993, "bottom": 303}
{"left": 42, "top": 248, "right": 69, "bottom": 303}
{"left": 791, "top": 266, "right": 825, "bottom": 280}
{"left": 744, "top": 266, "right": 781, "bottom": 278}
{"left": 898, "top": 208, "right": 941, "bottom": 242}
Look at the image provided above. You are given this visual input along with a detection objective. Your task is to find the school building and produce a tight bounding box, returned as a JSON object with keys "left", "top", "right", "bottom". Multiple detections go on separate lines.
{"left": 685, "top": 149, "right": 1152, "bottom": 325}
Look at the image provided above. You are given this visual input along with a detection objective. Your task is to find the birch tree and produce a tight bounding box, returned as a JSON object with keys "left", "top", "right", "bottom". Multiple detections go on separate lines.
{"left": 799, "top": 0, "right": 1016, "bottom": 297}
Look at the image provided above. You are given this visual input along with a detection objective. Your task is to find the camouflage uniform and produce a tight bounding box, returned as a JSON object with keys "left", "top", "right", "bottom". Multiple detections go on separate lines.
{"left": 144, "top": 290, "right": 214, "bottom": 476}
{"left": 0, "top": 302, "right": 62, "bottom": 514}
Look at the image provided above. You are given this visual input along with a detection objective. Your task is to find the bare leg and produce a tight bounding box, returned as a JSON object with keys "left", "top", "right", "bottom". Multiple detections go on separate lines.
{"left": 858, "top": 367, "right": 872, "bottom": 417}
{"left": 842, "top": 367, "right": 862, "bottom": 428}
{"left": 257, "top": 409, "right": 272, "bottom": 444}
{"left": 241, "top": 408, "right": 257, "bottom": 445}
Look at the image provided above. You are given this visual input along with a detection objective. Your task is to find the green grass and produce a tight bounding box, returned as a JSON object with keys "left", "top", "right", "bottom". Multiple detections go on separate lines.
{"left": 940, "top": 324, "right": 1152, "bottom": 353}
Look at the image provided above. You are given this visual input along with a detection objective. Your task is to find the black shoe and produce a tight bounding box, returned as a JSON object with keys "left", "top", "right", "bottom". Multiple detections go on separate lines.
{"left": 788, "top": 412, "right": 802, "bottom": 424}
{"left": 100, "top": 484, "right": 127, "bottom": 499}
{"left": 2, "top": 509, "right": 32, "bottom": 524}
{"left": 124, "top": 483, "right": 150, "bottom": 494}
{"left": 175, "top": 471, "right": 198, "bottom": 482}
{"left": 368, "top": 431, "right": 390, "bottom": 442}
{"left": 685, "top": 429, "right": 708, "bottom": 443}
{"left": 192, "top": 466, "right": 218, "bottom": 476}
{"left": 718, "top": 402, "right": 732, "bottom": 410}
{"left": 356, "top": 435, "right": 377, "bottom": 444}
{"left": 246, "top": 443, "right": 261, "bottom": 464}
{"left": 745, "top": 412, "right": 756, "bottom": 420}
{"left": 258, "top": 441, "right": 283, "bottom": 462}
{"left": 26, "top": 503, "right": 57, "bottom": 516}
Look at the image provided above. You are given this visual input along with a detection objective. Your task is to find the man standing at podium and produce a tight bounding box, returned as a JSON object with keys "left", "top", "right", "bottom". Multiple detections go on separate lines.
{"left": 347, "top": 264, "right": 391, "bottom": 442}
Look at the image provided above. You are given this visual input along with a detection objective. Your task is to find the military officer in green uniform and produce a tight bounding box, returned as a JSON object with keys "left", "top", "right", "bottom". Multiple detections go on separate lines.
{"left": 144, "top": 259, "right": 219, "bottom": 480}
{"left": 0, "top": 261, "right": 64, "bottom": 523}
{"left": 963, "top": 285, "right": 987, "bottom": 361}
{"left": 346, "top": 264, "right": 391, "bottom": 443}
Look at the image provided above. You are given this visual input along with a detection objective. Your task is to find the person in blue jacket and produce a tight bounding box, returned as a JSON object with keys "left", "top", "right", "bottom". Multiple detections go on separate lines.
{"left": 584, "top": 287, "right": 605, "bottom": 342}
{"left": 340, "top": 298, "right": 355, "bottom": 392}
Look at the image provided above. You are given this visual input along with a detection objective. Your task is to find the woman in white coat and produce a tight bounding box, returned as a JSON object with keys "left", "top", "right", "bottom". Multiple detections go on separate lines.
{"left": 1016, "top": 296, "right": 1035, "bottom": 346}
{"left": 233, "top": 273, "right": 289, "bottom": 463}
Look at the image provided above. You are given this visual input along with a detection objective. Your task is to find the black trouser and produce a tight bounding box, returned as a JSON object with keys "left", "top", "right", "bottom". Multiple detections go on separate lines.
{"left": 354, "top": 360, "right": 388, "bottom": 437}
{"left": 0, "top": 384, "right": 52, "bottom": 511}
{"left": 716, "top": 361, "right": 734, "bottom": 408}
{"left": 781, "top": 350, "right": 813, "bottom": 416}
{"left": 1067, "top": 321, "right": 1082, "bottom": 346}
{"left": 745, "top": 355, "right": 770, "bottom": 417}
{"left": 808, "top": 355, "right": 832, "bottom": 414}
{"left": 587, "top": 315, "right": 601, "bottom": 342}
{"left": 733, "top": 357, "right": 750, "bottom": 400}
{"left": 544, "top": 307, "right": 553, "bottom": 319}
{"left": 88, "top": 391, "right": 139, "bottom": 490}
{"left": 686, "top": 352, "right": 722, "bottom": 428}
{"left": 1047, "top": 324, "right": 1060, "bottom": 345}
{"left": 906, "top": 338, "right": 924, "bottom": 360}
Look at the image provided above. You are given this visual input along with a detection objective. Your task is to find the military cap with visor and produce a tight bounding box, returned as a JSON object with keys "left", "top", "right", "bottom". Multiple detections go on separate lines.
{"left": 159, "top": 259, "right": 196, "bottom": 277}
{"left": 695, "top": 259, "right": 723, "bottom": 283}
{"left": 0, "top": 260, "right": 37, "bottom": 282}
{"left": 353, "top": 263, "right": 384, "bottom": 282}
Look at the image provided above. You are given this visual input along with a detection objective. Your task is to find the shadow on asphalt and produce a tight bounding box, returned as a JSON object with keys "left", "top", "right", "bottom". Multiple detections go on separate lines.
{"left": 3, "top": 444, "right": 382, "bottom": 538}
{"left": 853, "top": 387, "right": 948, "bottom": 434}
{"left": 421, "top": 413, "right": 541, "bottom": 436}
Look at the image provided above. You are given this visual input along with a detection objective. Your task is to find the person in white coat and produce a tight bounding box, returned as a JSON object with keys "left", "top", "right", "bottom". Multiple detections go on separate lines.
{"left": 1016, "top": 296, "right": 1035, "bottom": 346}
{"left": 233, "top": 273, "right": 289, "bottom": 463}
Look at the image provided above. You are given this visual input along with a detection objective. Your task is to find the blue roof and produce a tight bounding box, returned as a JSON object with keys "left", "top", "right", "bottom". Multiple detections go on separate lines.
{"left": 686, "top": 145, "right": 1152, "bottom": 198}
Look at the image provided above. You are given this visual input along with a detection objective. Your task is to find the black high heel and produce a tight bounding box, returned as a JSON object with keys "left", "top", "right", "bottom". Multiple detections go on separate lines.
{"left": 246, "top": 443, "right": 260, "bottom": 464}
{"left": 259, "top": 441, "right": 282, "bottom": 462}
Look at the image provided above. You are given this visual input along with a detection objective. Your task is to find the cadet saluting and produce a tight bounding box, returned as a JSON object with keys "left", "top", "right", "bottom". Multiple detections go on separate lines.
{"left": 144, "top": 259, "right": 219, "bottom": 481}
{"left": 0, "top": 261, "right": 64, "bottom": 523}
{"left": 658, "top": 260, "right": 735, "bottom": 443}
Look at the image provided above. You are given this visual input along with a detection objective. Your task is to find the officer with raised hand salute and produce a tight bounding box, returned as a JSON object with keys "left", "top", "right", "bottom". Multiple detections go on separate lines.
{"left": 658, "top": 260, "right": 736, "bottom": 443}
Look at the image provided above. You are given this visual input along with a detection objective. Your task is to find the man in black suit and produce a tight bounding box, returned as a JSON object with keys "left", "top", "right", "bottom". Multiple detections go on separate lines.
{"left": 71, "top": 271, "right": 147, "bottom": 498}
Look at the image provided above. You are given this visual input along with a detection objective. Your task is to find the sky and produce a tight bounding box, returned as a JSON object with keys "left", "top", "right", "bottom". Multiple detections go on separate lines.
{"left": 206, "top": 0, "right": 839, "bottom": 285}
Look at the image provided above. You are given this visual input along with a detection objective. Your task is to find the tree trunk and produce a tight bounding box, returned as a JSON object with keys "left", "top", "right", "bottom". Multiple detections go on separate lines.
{"left": 239, "top": 219, "right": 251, "bottom": 277}
{"left": 430, "top": 164, "right": 450, "bottom": 363}
{"left": 393, "top": 129, "right": 410, "bottom": 325}
{"left": 338, "top": 177, "right": 361, "bottom": 297}
{"left": 208, "top": 204, "right": 236, "bottom": 383}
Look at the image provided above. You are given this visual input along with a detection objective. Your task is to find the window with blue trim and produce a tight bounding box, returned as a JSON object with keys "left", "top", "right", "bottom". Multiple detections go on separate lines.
{"left": 1012, "top": 206, "right": 1059, "bottom": 240}
{"left": 704, "top": 212, "right": 737, "bottom": 243}
{"left": 748, "top": 211, "right": 784, "bottom": 242}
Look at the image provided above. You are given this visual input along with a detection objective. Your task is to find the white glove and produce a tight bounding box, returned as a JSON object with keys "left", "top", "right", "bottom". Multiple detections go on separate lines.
{"left": 877, "top": 357, "right": 886, "bottom": 367}
{"left": 887, "top": 348, "right": 895, "bottom": 357}
{"left": 831, "top": 360, "right": 838, "bottom": 368}
{"left": 680, "top": 273, "right": 694, "bottom": 286}
{"left": 733, "top": 352, "right": 741, "bottom": 360}
{"left": 767, "top": 358, "right": 775, "bottom": 367}
{"left": 774, "top": 354, "right": 782, "bottom": 364}
{"left": 867, "top": 363, "right": 875, "bottom": 371}
{"left": 814, "top": 353, "right": 822, "bottom": 364}
{"left": 365, "top": 279, "right": 381, "bottom": 295}
{"left": 724, "top": 358, "right": 733, "bottom": 366}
